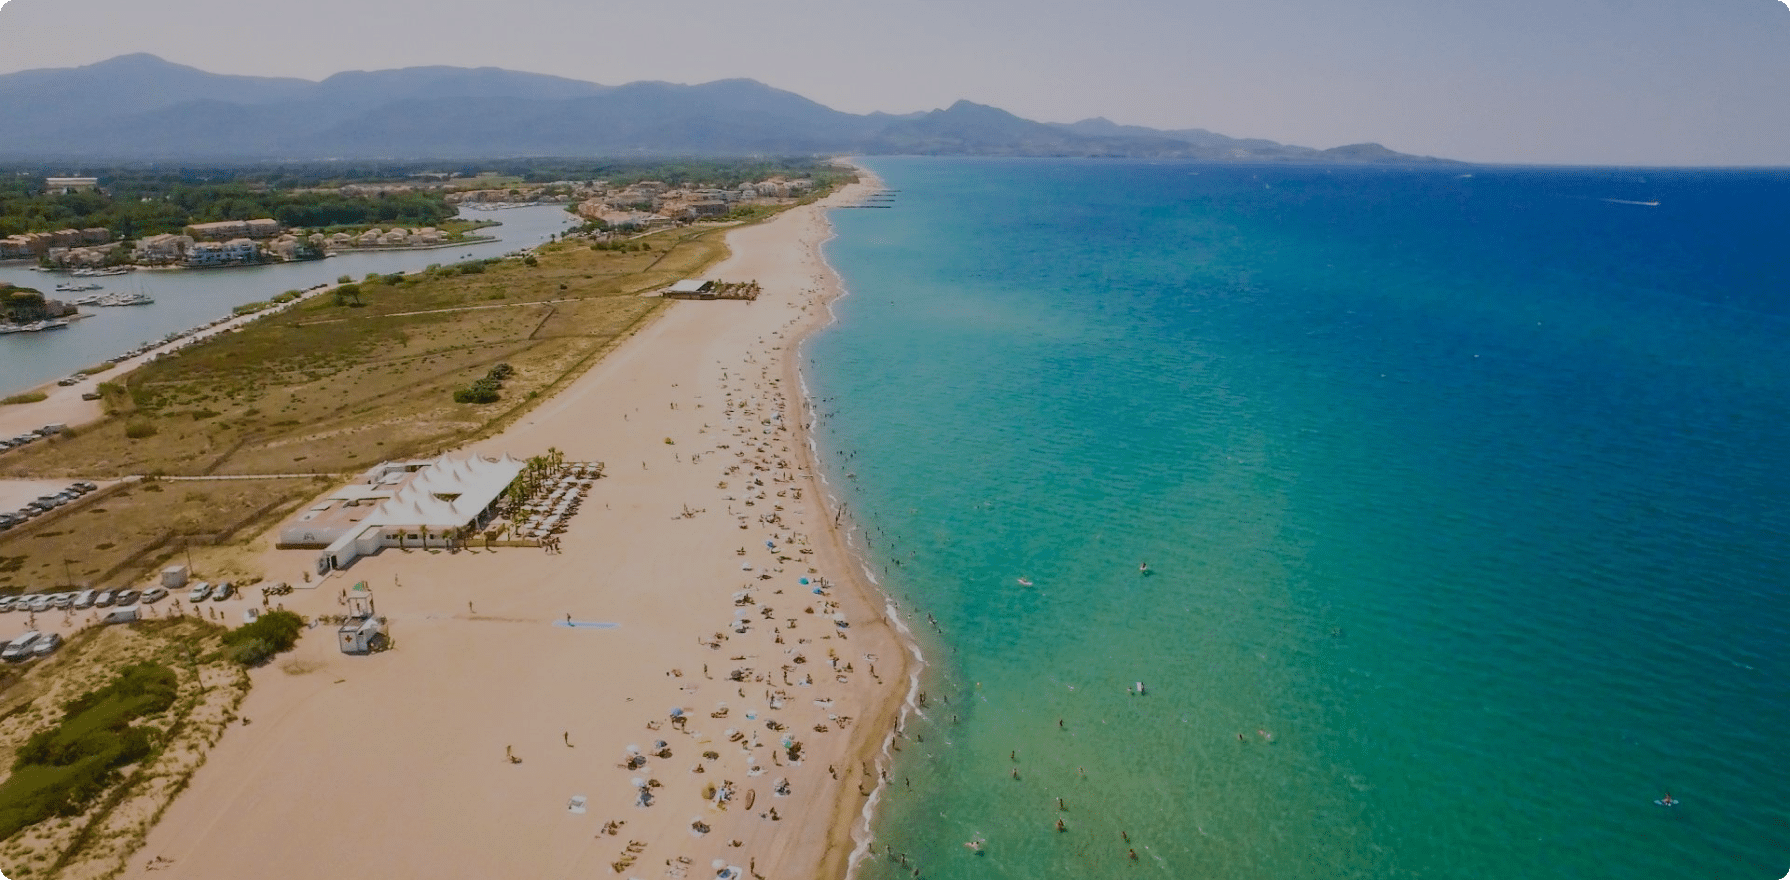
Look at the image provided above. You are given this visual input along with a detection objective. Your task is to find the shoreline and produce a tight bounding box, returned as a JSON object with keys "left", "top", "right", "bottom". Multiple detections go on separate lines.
{"left": 769, "top": 165, "right": 928, "bottom": 880}
{"left": 111, "top": 168, "right": 916, "bottom": 880}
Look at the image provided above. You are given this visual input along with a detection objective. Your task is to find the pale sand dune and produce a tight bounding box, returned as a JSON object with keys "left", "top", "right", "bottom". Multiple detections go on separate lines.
{"left": 121, "top": 173, "right": 911, "bottom": 880}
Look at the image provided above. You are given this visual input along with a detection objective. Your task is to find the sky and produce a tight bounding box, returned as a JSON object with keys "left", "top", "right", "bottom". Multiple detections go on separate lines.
{"left": 0, "top": 0, "right": 1787, "bottom": 166}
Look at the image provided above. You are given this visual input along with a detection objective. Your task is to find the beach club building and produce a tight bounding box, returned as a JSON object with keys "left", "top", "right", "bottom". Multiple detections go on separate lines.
{"left": 280, "top": 453, "right": 526, "bottom": 573}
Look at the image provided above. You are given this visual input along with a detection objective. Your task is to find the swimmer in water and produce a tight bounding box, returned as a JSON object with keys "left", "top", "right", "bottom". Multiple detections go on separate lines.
{"left": 1139, "top": 562, "right": 1149, "bottom": 574}
{"left": 1659, "top": 792, "right": 1678, "bottom": 806}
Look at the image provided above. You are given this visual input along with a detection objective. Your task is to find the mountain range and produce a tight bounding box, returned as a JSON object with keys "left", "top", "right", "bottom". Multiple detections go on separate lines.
{"left": 0, "top": 55, "right": 1455, "bottom": 164}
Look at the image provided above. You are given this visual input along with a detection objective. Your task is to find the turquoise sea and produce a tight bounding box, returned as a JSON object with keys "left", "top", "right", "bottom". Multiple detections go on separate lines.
{"left": 807, "top": 159, "right": 1790, "bottom": 879}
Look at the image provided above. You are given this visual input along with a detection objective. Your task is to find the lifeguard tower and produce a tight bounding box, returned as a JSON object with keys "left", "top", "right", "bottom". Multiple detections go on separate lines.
{"left": 338, "top": 584, "right": 390, "bottom": 654}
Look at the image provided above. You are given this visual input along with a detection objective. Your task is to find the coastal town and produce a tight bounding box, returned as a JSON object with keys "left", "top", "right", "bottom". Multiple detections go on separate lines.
{"left": 1, "top": 173, "right": 816, "bottom": 272}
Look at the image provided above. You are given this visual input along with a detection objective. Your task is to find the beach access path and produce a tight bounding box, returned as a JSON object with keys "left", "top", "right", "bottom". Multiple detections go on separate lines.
{"left": 120, "top": 174, "right": 910, "bottom": 880}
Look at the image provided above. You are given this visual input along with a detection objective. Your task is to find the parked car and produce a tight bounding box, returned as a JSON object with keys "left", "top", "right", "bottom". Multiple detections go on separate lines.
{"left": 94, "top": 590, "right": 115, "bottom": 607}
{"left": 0, "top": 597, "right": 15, "bottom": 612}
{"left": 52, "top": 593, "right": 74, "bottom": 610}
{"left": 27, "top": 595, "right": 51, "bottom": 613}
{"left": 114, "top": 589, "right": 140, "bottom": 606}
{"left": 73, "top": 590, "right": 96, "bottom": 609}
{"left": 140, "top": 587, "right": 168, "bottom": 604}
{"left": 31, "top": 633, "right": 62, "bottom": 657}
{"left": 2, "top": 632, "right": 40, "bottom": 662}
{"left": 211, "top": 582, "right": 233, "bottom": 601}
{"left": 187, "top": 582, "right": 212, "bottom": 603}
{"left": 73, "top": 481, "right": 98, "bottom": 493}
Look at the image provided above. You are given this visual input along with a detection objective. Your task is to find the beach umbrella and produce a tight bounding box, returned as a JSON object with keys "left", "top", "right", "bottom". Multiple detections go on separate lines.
{"left": 669, "top": 707, "right": 684, "bottom": 718}
{"left": 631, "top": 777, "right": 646, "bottom": 788}
{"left": 626, "top": 744, "right": 640, "bottom": 754}
{"left": 712, "top": 859, "right": 727, "bottom": 869}
{"left": 798, "top": 577, "right": 809, "bottom": 585}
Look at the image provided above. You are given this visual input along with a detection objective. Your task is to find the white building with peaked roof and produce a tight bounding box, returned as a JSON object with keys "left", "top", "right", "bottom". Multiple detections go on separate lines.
{"left": 280, "top": 453, "right": 527, "bottom": 571}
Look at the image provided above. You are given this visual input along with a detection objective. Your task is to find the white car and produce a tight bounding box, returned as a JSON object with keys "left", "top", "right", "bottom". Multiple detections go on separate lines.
{"left": 187, "top": 582, "right": 212, "bottom": 603}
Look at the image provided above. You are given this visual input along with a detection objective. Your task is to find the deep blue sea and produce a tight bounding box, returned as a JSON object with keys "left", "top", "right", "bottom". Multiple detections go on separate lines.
{"left": 807, "top": 159, "right": 1790, "bottom": 880}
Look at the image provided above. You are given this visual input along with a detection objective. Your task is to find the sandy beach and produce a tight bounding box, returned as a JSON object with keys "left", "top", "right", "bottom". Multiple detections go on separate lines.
{"left": 119, "top": 171, "right": 913, "bottom": 880}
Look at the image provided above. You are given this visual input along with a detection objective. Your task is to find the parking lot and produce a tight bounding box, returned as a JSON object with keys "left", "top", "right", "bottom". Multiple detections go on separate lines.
{"left": 0, "top": 478, "right": 104, "bottom": 534}
{"left": 0, "top": 478, "right": 93, "bottom": 512}
{"left": 0, "top": 579, "right": 270, "bottom": 662}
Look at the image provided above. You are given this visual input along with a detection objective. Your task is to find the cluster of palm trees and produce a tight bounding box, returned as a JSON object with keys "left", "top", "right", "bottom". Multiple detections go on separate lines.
{"left": 389, "top": 450, "right": 571, "bottom": 553}
{"left": 501, "top": 447, "right": 567, "bottom": 513}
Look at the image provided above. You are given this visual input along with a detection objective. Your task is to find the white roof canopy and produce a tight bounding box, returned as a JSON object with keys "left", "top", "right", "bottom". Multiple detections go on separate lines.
{"left": 363, "top": 453, "right": 525, "bottom": 530}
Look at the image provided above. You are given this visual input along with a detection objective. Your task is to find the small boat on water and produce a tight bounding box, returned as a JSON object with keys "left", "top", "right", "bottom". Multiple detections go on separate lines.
{"left": 54, "top": 282, "right": 102, "bottom": 292}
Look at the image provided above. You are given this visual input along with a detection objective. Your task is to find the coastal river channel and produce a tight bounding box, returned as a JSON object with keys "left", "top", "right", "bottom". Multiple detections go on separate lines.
{"left": 0, "top": 204, "right": 576, "bottom": 395}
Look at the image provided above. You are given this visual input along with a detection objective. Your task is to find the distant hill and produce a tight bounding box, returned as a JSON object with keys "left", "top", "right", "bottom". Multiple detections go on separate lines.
{"left": 0, "top": 55, "right": 1457, "bottom": 164}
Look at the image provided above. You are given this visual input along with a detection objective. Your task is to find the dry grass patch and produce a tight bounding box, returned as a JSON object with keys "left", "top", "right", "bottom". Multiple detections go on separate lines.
{"left": 0, "top": 227, "right": 724, "bottom": 480}
{"left": 0, "top": 478, "right": 326, "bottom": 593}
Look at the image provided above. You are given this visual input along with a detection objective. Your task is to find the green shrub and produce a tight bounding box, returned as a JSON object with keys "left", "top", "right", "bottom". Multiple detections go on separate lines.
{"left": 1, "top": 392, "right": 47, "bottom": 405}
{"left": 0, "top": 664, "right": 177, "bottom": 839}
{"left": 225, "top": 639, "right": 276, "bottom": 667}
{"left": 123, "top": 418, "right": 156, "bottom": 439}
{"left": 222, "top": 610, "right": 304, "bottom": 666}
{"left": 452, "top": 363, "right": 514, "bottom": 405}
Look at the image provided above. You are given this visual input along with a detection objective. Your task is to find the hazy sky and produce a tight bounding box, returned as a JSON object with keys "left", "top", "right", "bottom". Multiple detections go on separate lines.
{"left": 1, "top": 0, "right": 1787, "bottom": 165}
